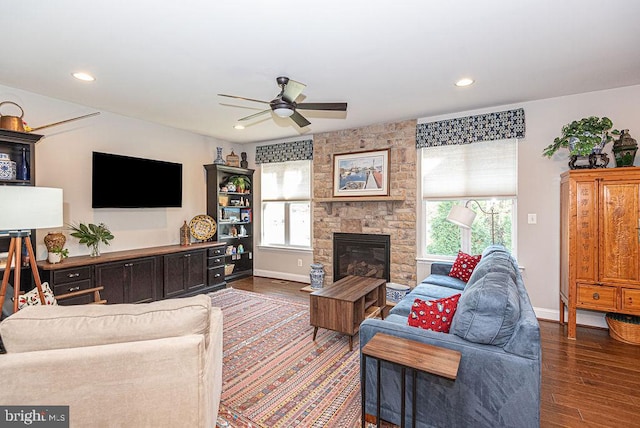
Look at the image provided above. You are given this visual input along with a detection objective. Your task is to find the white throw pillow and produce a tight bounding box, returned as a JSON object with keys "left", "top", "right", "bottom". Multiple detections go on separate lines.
{"left": 17, "top": 282, "right": 57, "bottom": 309}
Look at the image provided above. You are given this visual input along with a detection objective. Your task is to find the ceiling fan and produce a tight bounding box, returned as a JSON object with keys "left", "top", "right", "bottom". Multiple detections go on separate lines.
{"left": 218, "top": 76, "right": 347, "bottom": 128}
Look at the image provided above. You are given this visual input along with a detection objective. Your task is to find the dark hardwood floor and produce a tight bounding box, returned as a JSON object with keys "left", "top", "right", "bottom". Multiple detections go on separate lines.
{"left": 229, "top": 276, "right": 640, "bottom": 428}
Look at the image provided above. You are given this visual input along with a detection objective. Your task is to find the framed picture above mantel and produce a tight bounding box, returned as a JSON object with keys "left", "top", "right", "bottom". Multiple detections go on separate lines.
{"left": 332, "top": 148, "right": 390, "bottom": 197}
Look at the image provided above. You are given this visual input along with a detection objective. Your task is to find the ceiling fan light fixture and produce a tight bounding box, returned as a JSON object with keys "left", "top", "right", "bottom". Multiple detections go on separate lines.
{"left": 273, "top": 107, "right": 294, "bottom": 118}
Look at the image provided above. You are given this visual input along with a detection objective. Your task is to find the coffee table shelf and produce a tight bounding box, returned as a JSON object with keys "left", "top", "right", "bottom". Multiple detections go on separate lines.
{"left": 310, "top": 275, "right": 387, "bottom": 351}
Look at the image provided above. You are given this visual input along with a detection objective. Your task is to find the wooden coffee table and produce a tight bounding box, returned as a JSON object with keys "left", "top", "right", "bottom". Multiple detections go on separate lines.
{"left": 309, "top": 275, "right": 386, "bottom": 351}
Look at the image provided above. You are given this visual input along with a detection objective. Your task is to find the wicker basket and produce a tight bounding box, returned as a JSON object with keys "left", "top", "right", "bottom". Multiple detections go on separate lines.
{"left": 224, "top": 264, "right": 235, "bottom": 276}
{"left": 605, "top": 313, "right": 640, "bottom": 345}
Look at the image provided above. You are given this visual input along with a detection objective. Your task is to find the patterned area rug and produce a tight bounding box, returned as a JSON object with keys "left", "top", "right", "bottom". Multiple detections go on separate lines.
{"left": 211, "top": 288, "right": 362, "bottom": 428}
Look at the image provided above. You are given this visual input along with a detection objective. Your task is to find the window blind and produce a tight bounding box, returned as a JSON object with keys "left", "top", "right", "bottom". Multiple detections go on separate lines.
{"left": 421, "top": 138, "right": 517, "bottom": 199}
{"left": 261, "top": 160, "right": 311, "bottom": 200}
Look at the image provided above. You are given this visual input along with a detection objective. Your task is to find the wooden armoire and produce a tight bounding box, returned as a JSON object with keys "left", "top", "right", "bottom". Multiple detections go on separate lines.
{"left": 560, "top": 167, "right": 640, "bottom": 339}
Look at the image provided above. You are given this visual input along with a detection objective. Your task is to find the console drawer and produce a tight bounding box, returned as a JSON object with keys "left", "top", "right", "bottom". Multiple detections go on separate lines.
{"left": 208, "top": 246, "right": 225, "bottom": 257}
{"left": 621, "top": 288, "right": 640, "bottom": 313}
{"left": 52, "top": 266, "right": 92, "bottom": 285}
{"left": 208, "top": 266, "right": 225, "bottom": 285}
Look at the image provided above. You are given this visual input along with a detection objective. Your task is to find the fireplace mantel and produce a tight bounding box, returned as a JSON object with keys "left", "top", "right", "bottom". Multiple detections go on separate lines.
{"left": 315, "top": 195, "right": 405, "bottom": 214}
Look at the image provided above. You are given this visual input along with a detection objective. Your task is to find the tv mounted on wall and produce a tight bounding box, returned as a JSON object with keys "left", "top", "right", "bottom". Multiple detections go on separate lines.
{"left": 92, "top": 152, "right": 183, "bottom": 208}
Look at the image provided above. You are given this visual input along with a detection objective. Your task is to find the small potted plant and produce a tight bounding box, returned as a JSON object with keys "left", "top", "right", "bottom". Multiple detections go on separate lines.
{"left": 228, "top": 175, "right": 251, "bottom": 193}
{"left": 68, "top": 222, "right": 114, "bottom": 257}
{"left": 543, "top": 116, "right": 620, "bottom": 158}
{"left": 47, "top": 245, "right": 69, "bottom": 264}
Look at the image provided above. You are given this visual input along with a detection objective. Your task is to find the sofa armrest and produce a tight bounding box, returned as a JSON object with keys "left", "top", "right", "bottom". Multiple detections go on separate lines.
{"left": 359, "top": 318, "right": 540, "bottom": 428}
{"left": 0, "top": 335, "right": 211, "bottom": 427}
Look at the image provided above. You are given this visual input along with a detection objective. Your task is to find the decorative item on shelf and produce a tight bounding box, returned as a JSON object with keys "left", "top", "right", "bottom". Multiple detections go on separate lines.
{"left": 310, "top": 263, "right": 325, "bottom": 289}
{"left": 44, "top": 231, "right": 66, "bottom": 253}
{"left": 225, "top": 246, "right": 233, "bottom": 256}
{"left": 226, "top": 150, "right": 240, "bottom": 167}
{"left": 226, "top": 182, "right": 236, "bottom": 192}
{"left": 179, "top": 220, "right": 190, "bottom": 246}
{"left": 612, "top": 129, "right": 637, "bottom": 167}
{"left": 225, "top": 263, "right": 235, "bottom": 276}
{"left": 237, "top": 244, "right": 244, "bottom": 253}
{"left": 228, "top": 175, "right": 251, "bottom": 193}
{"left": 69, "top": 222, "right": 114, "bottom": 257}
{"left": 17, "top": 147, "right": 29, "bottom": 181}
{"left": 240, "top": 152, "right": 248, "bottom": 168}
{"left": 218, "top": 195, "right": 229, "bottom": 206}
{"left": 0, "top": 153, "right": 16, "bottom": 180}
{"left": 189, "top": 215, "right": 217, "bottom": 241}
{"left": 47, "top": 245, "right": 69, "bottom": 264}
{"left": 0, "top": 101, "right": 26, "bottom": 132}
{"left": 214, "top": 147, "right": 225, "bottom": 165}
{"left": 542, "top": 116, "right": 620, "bottom": 170}
{"left": 230, "top": 225, "right": 238, "bottom": 237}
{"left": 239, "top": 225, "right": 247, "bottom": 236}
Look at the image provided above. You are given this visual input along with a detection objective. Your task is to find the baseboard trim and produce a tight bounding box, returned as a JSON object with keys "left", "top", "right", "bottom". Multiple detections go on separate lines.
{"left": 253, "top": 269, "right": 309, "bottom": 284}
{"left": 534, "top": 307, "right": 608, "bottom": 329}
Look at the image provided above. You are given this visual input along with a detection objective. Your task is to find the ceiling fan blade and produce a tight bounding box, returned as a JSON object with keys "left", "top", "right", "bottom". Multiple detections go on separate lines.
{"left": 296, "top": 102, "right": 347, "bottom": 111}
{"left": 290, "top": 110, "right": 311, "bottom": 128}
{"left": 218, "top": 94, "right": 269, "bottom": 104}
{"left": 282, "top": 80, "right": 306, "bottom": 103}
{"left": 238, "top": 110, "right": 271, "bottom": 121}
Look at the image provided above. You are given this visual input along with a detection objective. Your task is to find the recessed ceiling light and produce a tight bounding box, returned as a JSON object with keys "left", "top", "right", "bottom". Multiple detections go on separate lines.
{"left": 455, "top": 78, "right": 474, "bottom": 87}
{"left": 72, "top": 72, "right": 95, "bottom": 82}
{"left": 233, "top": 124, "right": 245, "bottom": 130}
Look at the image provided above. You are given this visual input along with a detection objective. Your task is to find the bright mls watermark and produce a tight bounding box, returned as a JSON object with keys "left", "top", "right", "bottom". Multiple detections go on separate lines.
{"left": 0, "top": 407, "right": 68, "bottom": 427}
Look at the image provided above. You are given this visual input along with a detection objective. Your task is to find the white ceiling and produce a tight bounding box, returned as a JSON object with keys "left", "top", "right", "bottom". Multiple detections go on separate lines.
{"left": 1, "top": 1, "right": 639, "bottom": 144}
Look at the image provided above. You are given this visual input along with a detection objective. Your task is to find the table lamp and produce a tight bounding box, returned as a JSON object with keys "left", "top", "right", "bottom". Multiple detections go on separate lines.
{"left": 0, "top": 186, "right": 63, "bottom": 313}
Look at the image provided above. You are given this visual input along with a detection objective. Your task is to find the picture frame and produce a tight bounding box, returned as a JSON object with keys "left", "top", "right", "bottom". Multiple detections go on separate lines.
{"left": 332, "top": 148, "right": 390, "bottom": 197}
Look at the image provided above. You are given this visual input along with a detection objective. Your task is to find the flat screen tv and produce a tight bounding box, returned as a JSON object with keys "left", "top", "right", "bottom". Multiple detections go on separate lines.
{"left": 92, "top": 152, "right": 182, "bottom": 208}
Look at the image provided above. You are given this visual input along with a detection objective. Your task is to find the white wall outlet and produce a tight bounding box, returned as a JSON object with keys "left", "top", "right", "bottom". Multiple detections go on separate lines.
{"left": 297, "top": 259, "right": 303, "bottom": 267}
{"left": 527, "top": 213, "right": 537, "bottom": 224}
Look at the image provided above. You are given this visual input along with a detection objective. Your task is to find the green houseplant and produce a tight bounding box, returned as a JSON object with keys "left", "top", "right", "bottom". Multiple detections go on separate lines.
{"left": 47, "top": 245, "right": 69, "bottom": 264}
{"left": 543, "top": 116, "right": 620, "bottom": 158}
{"left": 68, "top": 222, "right": 114, "bottom": 257}
{"left": 228, "top": 175, "right": 251, "bottom": 193}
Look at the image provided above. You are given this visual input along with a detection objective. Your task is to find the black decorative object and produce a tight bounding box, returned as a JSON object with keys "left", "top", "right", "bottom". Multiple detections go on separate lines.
{"left": 568, "top": 153, "right": 609, "bottom": 170}
{"left": 17, "top": 147, "right": 29, "bottom": 181}
{"left": 240, "top": 152, "right": 248, "bottom": 168}
{"left": 612, "top": 129, "right": 637, "bottom": 167}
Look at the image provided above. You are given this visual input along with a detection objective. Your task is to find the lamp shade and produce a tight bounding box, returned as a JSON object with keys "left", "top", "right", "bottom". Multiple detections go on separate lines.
{"left": 446, "top": 204, "right": 476, "bottom": 229}
{"left": 0, "top": 186, "right": 63, "bottom": 231}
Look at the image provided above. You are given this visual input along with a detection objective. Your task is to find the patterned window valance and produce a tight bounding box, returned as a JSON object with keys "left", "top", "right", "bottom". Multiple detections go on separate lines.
{"left": 255, "top": 139, "right": 313, "bottom": 164}
{"left": 416, "top": 108, "right": 525, "bottom": 148}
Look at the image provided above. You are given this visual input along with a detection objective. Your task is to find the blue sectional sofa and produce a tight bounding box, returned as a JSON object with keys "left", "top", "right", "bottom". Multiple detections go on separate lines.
{"left": 360, "top": 245, "right": 541, "bottom": 428}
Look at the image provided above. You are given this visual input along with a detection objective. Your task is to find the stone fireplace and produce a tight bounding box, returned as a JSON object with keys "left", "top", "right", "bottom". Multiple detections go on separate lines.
{"left": 312, "top": 119, "right": 418, "bottom": 286}
{"left": 333, "top": 233, "right": 390, "bottom": 282}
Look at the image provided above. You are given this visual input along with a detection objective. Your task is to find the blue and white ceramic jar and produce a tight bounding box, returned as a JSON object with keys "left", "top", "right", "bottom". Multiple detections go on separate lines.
{"left": 0, "top": 153, "right": 16, "bottom": 180}
{"left": 310, "top": 263, "right": 325, "bottom": 289}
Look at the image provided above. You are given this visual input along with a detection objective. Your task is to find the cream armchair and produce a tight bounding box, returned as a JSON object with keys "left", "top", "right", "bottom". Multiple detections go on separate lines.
{"left": 0, "top": 294, "right": 222, "bottom": 428}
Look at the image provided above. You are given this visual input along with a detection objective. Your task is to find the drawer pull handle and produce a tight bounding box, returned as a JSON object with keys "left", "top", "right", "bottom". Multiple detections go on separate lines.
{"left": 124, "top": 263, "right": 133, "bottom": 267}
{"left": 593, "top": 292, "right": 600, "bottom": 300}
{"left": 68, "top": 286, "right": 80, "bottom": 292}
{"left": 214, "top": 258, "right": 221, "bottom": 263}
{"left": 214, "top": 273, "right": 221, "bottom": 278}
{"left": 184, "top": 254, "right": 191, "bottom": 258}
{"left": 67, "top": 273, "right": 80, "bottom": 278}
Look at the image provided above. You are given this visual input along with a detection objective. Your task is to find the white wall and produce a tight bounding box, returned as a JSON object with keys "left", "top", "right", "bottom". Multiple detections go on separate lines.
{"left": 0, "top": 84, "right": 235, "bottom": 260}
{"left": 416, "top": 84, "right": 640, "bottom": 327}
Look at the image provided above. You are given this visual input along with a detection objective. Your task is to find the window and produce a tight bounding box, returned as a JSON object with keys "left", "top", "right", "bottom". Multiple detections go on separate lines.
{"left": 261, "top": 159, "right": 311, "bottom": 248}
{"left": 421, "top": 139, "right": 517, "bottom": 257}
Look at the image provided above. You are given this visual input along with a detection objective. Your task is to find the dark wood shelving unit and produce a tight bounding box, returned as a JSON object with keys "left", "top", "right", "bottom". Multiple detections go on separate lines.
{"left": 204, "top": 164, "right": 254, "bottom": 282}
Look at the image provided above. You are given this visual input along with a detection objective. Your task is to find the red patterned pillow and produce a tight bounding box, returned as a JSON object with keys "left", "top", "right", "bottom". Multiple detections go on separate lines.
{"left": 408, "top": 294, "right": 461, "bottom": 333}
{"left": 448, "top": 251, "right": 482, "bottom": 282}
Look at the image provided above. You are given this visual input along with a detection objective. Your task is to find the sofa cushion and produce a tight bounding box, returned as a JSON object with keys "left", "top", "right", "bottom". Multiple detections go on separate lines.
{"left": 389, "top": 283, "right": 462, "bottom": 317}
{"left": 408, "top": 294, "right": 461, "bottom": 333}
{"left": 421, "top": 273, "right": 467, "bottom": 291}
{"left": 0, "top": 294, "right": 212, "bottom": 353}
{"left": 448, "top": 251, "right": 482, "bottom": 282}
{"left": 450, "top": 270, "right": 520, "bottom": 346}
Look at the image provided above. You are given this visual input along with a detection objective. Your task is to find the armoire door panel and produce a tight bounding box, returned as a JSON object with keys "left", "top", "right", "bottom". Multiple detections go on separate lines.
{"left": 600, "top": 181, "right": 640, "bottom": 283}
{"left": 574, "top": 180, "right": 599, "bottom": 282}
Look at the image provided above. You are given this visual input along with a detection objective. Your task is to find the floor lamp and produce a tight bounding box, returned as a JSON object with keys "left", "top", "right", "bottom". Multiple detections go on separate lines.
{"left": 0, "top": 186, "right": 63, "bottom": 313}
{"left": 446, "top": 200, "right": 498, "bottom": 245}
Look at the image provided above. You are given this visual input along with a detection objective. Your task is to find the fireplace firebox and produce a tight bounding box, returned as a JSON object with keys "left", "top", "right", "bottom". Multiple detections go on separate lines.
{"left": 333, "top": 233, "right": 391, "bottom": 282}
